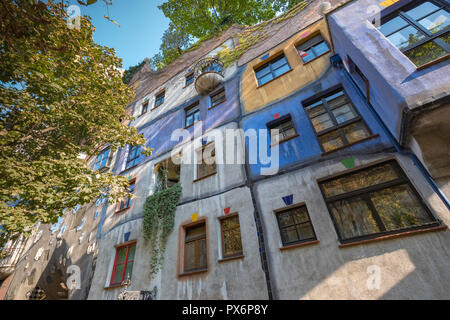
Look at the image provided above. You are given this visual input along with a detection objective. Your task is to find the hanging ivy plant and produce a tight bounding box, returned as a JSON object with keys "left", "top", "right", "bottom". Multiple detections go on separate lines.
{"left": 142, "top": 182, "right": 182, "bottom": 279}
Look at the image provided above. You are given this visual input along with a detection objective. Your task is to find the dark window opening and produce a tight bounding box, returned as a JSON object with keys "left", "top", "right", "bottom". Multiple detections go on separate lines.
{"left": 276, "top": 204, "right": 317, "bottom": 246}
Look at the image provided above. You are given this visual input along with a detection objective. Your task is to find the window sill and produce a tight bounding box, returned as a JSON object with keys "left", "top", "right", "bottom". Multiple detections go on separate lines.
{"left": 193, "top": 171, "right": 217, "bottom": 183}
{"left": 115, "top": 207, "right": 131, "bottom": 215}
{"left": 416, "top": 53, "right": 450, "bottom": 71}
{"left": 218, "top": 254, "right": 245, "bottom": 263}
{"left": 270, "top": 133, "right": 299, "bottom": 147}
{"left": 184, "top": 120, "right": 201, "bottom": 130}
{"left": 338, "top": 224, "right": 448, "bottom": 248}
{"left": 179, "top": 268, "right": 208, "bottom": 277}
{"left": 256, "top": 68, "right": 294, "bottom": 89}
{"left": 280, "top": 240, "right": 319, "bottom": 251}
{"left": 119, "top": 163, "right": 140, "bottom": 175}
{"left": 151, "top": 102, "right": 164, "bottom": 111}
{"left": 104, "top": 283, "right": 128, "bottom": 290}
{"left": 321, "top": 134, "right": 379, "bottom": 156}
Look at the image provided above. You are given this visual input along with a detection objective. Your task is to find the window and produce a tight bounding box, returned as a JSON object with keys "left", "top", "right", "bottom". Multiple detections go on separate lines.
{"left": 184, "top": 223, "right": 207, "bottom": 272}
{"left": 267, "top": 115, "right": 298, "bottom": 145}
{"left": 254, "top": 54, "right": 291, "bottom": 86}
{"left": 141, "top": 101, "right": 149, "bottom": 116}
{"left": 185, "top": 103, "right": 200, "bottom": 128}
{"left": 276, "top": 205, "right": 317, "bottom": 246}
{"left": 209, "top": 87, "right": 226, "bottom": 108}
{"left": 296, "top": 34, "right": 331, "bottom": 63}
{"left": 303, "top": 89, "right": 372, "bottom": 153}
{"left": 117, "top": 180, "right": 135, "bottom": 212}
{"left": 319, "top": 161, "right": 439, "bottom": 243}
{"left": 196, "top": 142, "right": 216, "bottom": 180}
{"left": 126, "top": 145, "right": 141, "bottom": 169}
{"left": 110, "top": 242, "right": 136, "bottom": 286}
{"left": 219, "top": 214, "right": 243, "bottom": 258}
{"left": 185, "top": 72, "right": 195, "bottom": 87}
{"left": 376, "top": 1, "right": 450, "bottom": 67}
{"left": 94, "top": 148, "right": 110, "bottom": 170}
{"left": 154, "top": 91, "right": 165, "bottom": 108}
{"left": 347, "top": 57, "right": 370, "bottom": 103}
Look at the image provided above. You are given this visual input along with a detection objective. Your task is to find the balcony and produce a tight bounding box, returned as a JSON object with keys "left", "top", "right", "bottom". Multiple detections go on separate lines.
{"left": 194, "top": 57, "right": 224, "bottom": 95}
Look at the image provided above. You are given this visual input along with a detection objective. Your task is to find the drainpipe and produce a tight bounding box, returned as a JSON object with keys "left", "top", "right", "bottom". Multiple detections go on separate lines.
{"left": 330, "top": 54, "right": 450, "bottom": 211}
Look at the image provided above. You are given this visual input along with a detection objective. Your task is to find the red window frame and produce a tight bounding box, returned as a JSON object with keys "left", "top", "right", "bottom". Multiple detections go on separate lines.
{"left": 110, "top": 241, "right": 136, "bottom": 286}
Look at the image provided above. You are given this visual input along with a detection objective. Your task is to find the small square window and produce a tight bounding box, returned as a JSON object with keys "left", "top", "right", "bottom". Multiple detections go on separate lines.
{"left": 296, "top": 34, "right": 330, "bottom": 63}
{"left": 154, "top": 91, "right": 165, "bottom": 108}
{"left": 276, "top": 205, "right": 316, "bottom": 246}
{"left": 267, "top": 115, "right": 298, "bottom": 145}
{"left": 185, "top": 102, "right": 200, "bottom": 128}
{"left": 210, "top": 88, "right": 226, "bottom": 108}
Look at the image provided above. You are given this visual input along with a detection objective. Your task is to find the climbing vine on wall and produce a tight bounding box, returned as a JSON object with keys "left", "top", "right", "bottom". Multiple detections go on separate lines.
{"left": 142, "top": 182, "right": 182, "bottom": 279}
{"left": 217, "top": 0, "right": 310, "bottom": 67}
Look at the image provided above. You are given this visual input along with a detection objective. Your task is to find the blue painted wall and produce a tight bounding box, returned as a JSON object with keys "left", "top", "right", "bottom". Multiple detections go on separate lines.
{"left": 241, "top": 66, "right": 393, "bottom": 179}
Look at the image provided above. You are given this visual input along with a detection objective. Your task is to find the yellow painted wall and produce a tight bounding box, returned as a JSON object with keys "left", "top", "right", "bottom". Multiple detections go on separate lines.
{"left": 241, "top": 20, "right": 333, "bottom": 113}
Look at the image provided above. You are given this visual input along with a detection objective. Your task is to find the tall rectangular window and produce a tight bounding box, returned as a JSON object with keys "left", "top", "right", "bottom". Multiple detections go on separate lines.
{"left": 110, "top": 242, "right": 136, "bottom": 286}
{"left": 185, "top": 72, "right": 195, "bottom": 87}
{"left": 219, "top": 214, "right": 243, "bottom": 258}
{"left": 296, "top": 34, "right": 330, "bottom": 63}
{"left": 184, "top": 223, "right": 207, "bottom": 272}
{"left": 185, "top": 103, "right": 200, "bottom": 128}
{"left": 141, "top": 101, "right": 148, "bottom": 116}
{"left": 94, "top": 148, "right": 110, "bottom": 170}
{"left": 196, "top": 142, "right": 216, "bottom": 180}
{"left": 276, "top": 205, "right": 317, "bottom": 246}
{"left": 254, "top": 54, "right": 291, "bottom": 86}
{"left": 154, "top": 91, "right": 165, "bottom": 108}
{"left": 319, "top": 161, "right": 439, "bottom": 243}
{"left": 303, "top": 89, "right": 371, "bottom": 153}
{"left": 267, "top": 115, "right": 298, "bottom": 145}
{"left": 126, "top": 145, "right": 141, "bottom": 169}
{"left": 210, "top": 87, "right": 226, "bottom": 108}
{"left": 376, "top": 0, "right": 449, "bottom": 67}
{"left": 117, "top": 180, "right": 135, "bottom": 212}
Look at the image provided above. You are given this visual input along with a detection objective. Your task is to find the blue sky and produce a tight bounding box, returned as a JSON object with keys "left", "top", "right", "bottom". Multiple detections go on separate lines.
{"left": 78, "top": 0, "right": 170, "bottom": 69}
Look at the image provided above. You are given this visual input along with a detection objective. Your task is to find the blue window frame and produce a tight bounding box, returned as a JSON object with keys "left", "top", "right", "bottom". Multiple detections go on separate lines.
{"left": 254, "top": 54, "right": 291, "bottom": 86}
{"left": 126, "top": 145, "right": 141, "bottom": 169}
{"left": 94, "top": 148, "right": 110, "bottom": 170}
{"left": 185, "top": 103, "right": 200, "bottom": 127}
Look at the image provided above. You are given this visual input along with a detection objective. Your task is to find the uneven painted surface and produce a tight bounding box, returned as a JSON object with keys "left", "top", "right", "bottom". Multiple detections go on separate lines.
{"left": 241, "top": 20, "right": 334, "bottom": 113}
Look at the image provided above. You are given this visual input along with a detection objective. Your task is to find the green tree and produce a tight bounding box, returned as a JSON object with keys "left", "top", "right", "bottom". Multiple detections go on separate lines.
{"left": 122, "top": 59, "right": 149, "bottom": 84}
{"left": 0, "top": 0, "right": 151, "bottom": 250}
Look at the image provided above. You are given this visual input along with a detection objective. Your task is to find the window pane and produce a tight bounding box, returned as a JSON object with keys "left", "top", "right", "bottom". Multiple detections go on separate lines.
{"left": 418, "top": 9, "right": 450, "bottom": 33}
{"left": 113, "top": 264, "right": 124, "bottom": 284}
{"left": 296, "top": 223, "right": 315, "bottom": 240}
{"left": 387, "top": 26, "right": 426, "bottom": 49}
{"left": 332, "top": 104, "right": 358, "bottom": 124}
{"left": 281, "top": 226, "right": 299, "bottom": 243}
{"left": 378, "top": 16, "right": 409, "bottom": 36}
{"left": 311, "top": 113, "right": 334, "bottom": 132}
{"left": 255, "top": 65, "right": 271, "bottom": 78}
{"left": 184, "top": 241, "right": 196, "bottom": 270}
{"left": 326, "top": 91, "right": 347, "bottom": 107}
{"left": 319, "top": 130, "right": 345, "bottom": 152}
{"left": 198, "top": 239, "right": 207, "bottom": 268}
{"left": 127, "top": 245, "right": 136, "bottom": 261}
{"left": 271, "top": 56, "right": 288, "bottom": 69}
{"left": 404, "top": 39, "right": 448, "bottom": 66}
{"left": 258, "top": 73, "right": 273, "bottom": 85}
{"left": 124, "top": 261, "right": 133, "bottom": 281}
{"left": 222, "top": 216, "right": 240, "bottom": 230}
{"left": 370, "top": 184, "right": 434, "bottom": 230}
{"left": 321, "top": 163, "right": 399, "bottom": 197}
{"left": 117, "top": 247, "right": 128, "bottom": 263}
{"left": 194, "top": 110, "right": 200, "bottom": 122}
{"left": 292, "top": 207, "right": 309, "bottom": 224}
{"left": 312, "top": 41, "right": 330, "bottom": 57}
{"left": 306, "top": 102, "right": 326, "bottom": 117}
{"left": 278, "top": 211, "right": 295, "bottom": 227}
{"left": 186, "top": 115, "right": 194, "bottom": 127}
{"left": 406, "top": 2, "right": 440, "bottom": 21}
{"left": 186, "top": 224, "right": 206, "bottom": 239}
{"left": 302, "top": 48, "right": 315, "bottom": 62}
{"left": 330, "top": 196, "right": 381, "bottom": 240}
{"left": 342, "top": 121, "right": 371, "bottom": 143}
{"left": 273, "top": 64, "right": 290, "bottom": 77}
{"left": 223, "top": 228, "right": 242, "bottom": 256}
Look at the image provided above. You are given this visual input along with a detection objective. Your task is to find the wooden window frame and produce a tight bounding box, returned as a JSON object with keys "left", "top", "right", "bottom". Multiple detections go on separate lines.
{"left": 109, "top": 241, "right": 136, "bottom": 287}
{"left": 274, "top": 203, "right": 318, "bottom": 247}
{"left": 218, "top": 213, "right": 244, "bottom": 260}
{"left": 267, "top": 114, "right": 299, "bottom": 146}
{"left": 296, "top": 34, "right": 331, "bottom": 64}
{"left": 115, "top": 178, "right": 136, "bottom": 214}
{"left": 302, "top": 86, "right": 374, "bottom": 154}
{"left": 209, "top": 87, "right": 226, "bottom": 109}
{"left": 318, "top": 160, "right": 441, "bottom": 245}
{"left": 194, "top": 142, "right": 217, "bottom": 182}
{"left": 154, "top": 90, "right": 165, "bottom": 109}
{"left": 375, "top": 0, "right": 450, "bottom": 67}
{"left": 254, "top": 53, "right": 292, "bottom": 87}
{"left": 182, "top": 221, "right": 208, "bottom": 274}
